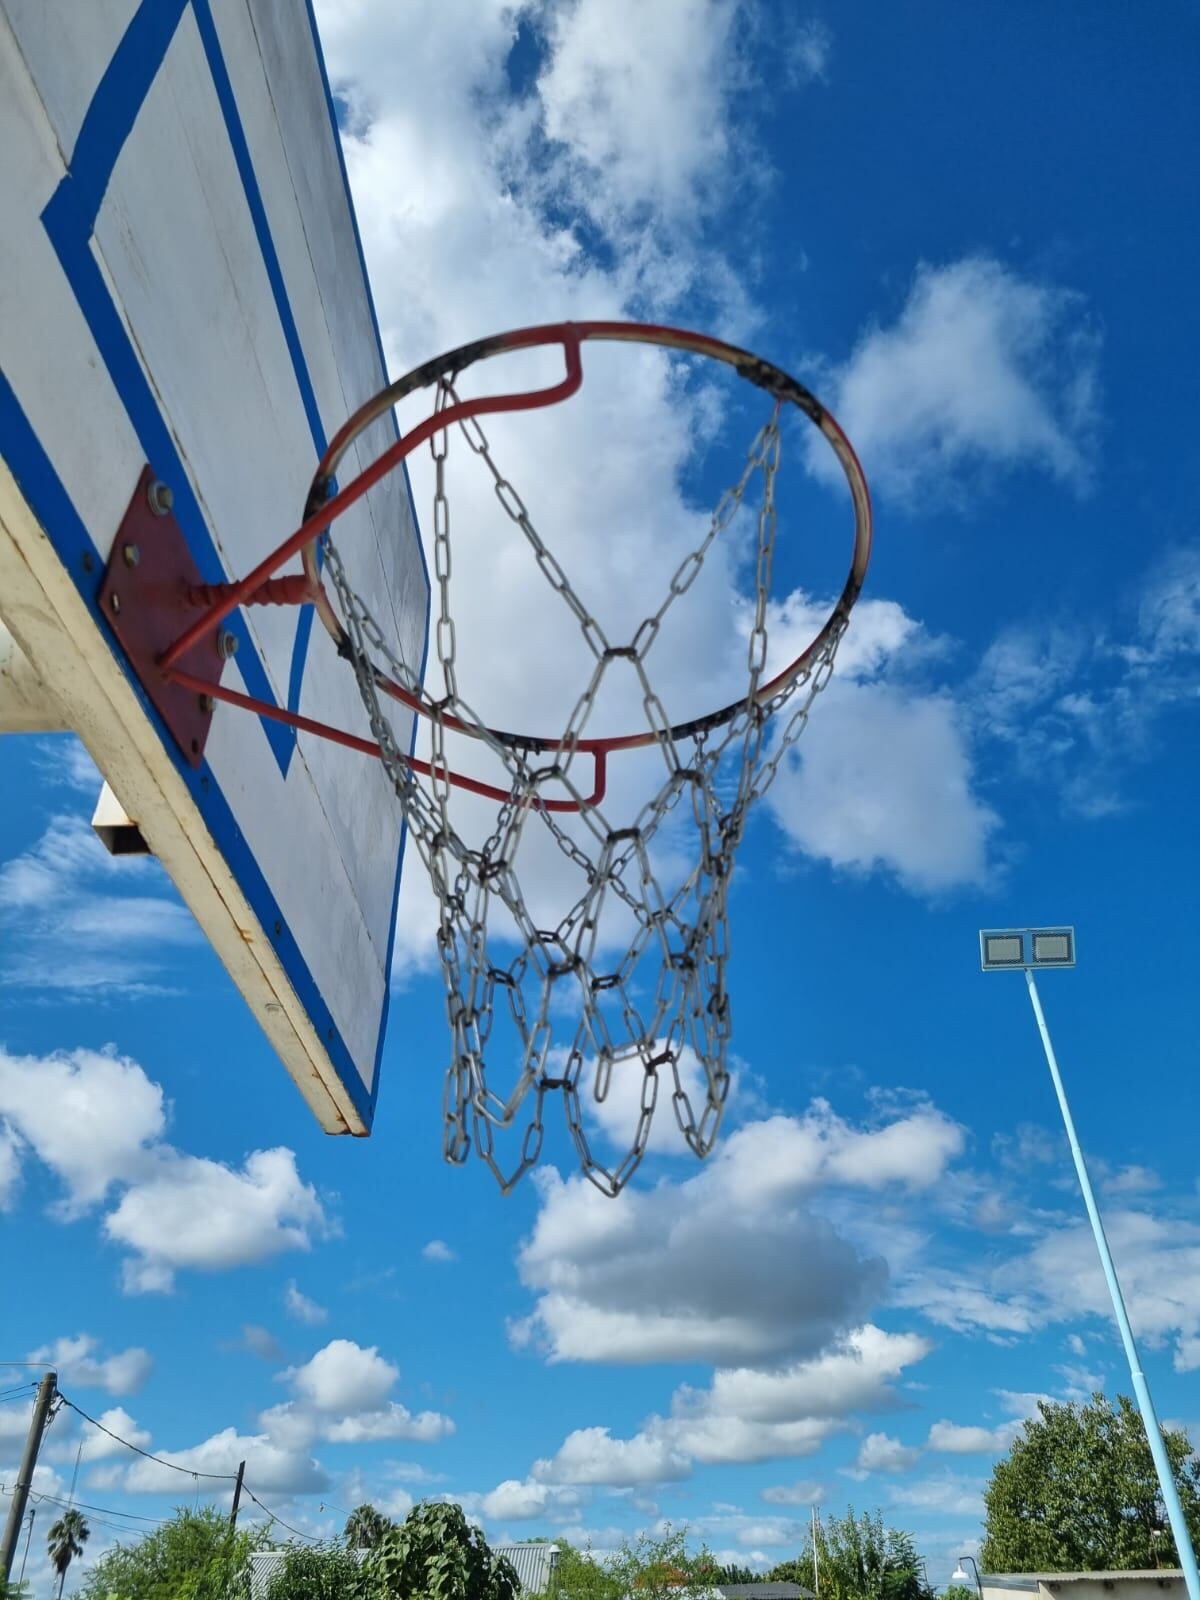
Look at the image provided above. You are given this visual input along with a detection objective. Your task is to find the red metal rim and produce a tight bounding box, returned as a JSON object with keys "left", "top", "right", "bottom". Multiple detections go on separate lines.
{"left": 305, "top": 320, "right": 874, "bottom": 757}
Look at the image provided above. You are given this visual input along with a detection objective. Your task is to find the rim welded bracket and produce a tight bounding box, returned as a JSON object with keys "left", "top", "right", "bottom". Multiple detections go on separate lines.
{"left": 99, "top": 466, "right": 227, "bottom": 769}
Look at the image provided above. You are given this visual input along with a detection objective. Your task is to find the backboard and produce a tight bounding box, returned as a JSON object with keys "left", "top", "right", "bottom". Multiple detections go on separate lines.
{"left": 0, "top": 0, "right": 429, "bottom": 1133}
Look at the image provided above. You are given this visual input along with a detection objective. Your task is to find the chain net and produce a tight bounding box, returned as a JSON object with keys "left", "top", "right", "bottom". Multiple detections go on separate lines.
{"left": 322, "top": 381, "right": 846, "bottom": 1195}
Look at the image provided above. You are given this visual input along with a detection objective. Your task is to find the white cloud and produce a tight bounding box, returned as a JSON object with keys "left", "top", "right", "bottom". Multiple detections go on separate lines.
{"left": 766, "top": 676, "right": 997, "bottom": 895}
{"left": 462, "top": 1478, "right": 581, "bottom": 1522}
{"left": 535, "top": 0, "right": 749, "bottom": 230}
{"left": 322, "top": 1404, "right": 454, "bottom": 1444}
{"left": 532, "top": 1323, "right": 929, "bottom": 1487}
{"left": 0, "top": 1048, "right": 328, "bottom": 1292}
{"left": 533, "top": 1425, "right": 691, "bottom": 1487}
{"left": 106, "top": 1426, "right": 326, "bottom": 1496}
{"left": 25, "top": 1334, "right": 152, "bottom": 1396}
{"left": 57, "top": 1406, "right": 152, "bottom": 1463}
{"left": 264, "top": 1339, "right": 455, "bottom": 1449}
{"left": 284, "top": 1281, "right": 329, "bottom": 1324}
{"left": 513, "top": 1104, "right": 960, "bottom": 1367}
{"left": 105, "top": 1148, "right": 328, "bottom": 1293}
{"left": 0, "top": 815, "right": 197, "bottom": 994}
{"left": 422, "top": 1239, "right": 457, "bottom": 1263}
{"left": 854, "top": 1432, "right": 920, "bottom": 1474}
{"left": 0, "top": 1048, "right": 165, "bottom": 1215}
{"left": 286, "top": 1340, "right": 397, "bottom": 1413}
{"left": 810, "top": 256, "right": 1100, "bottom": 505}
{"left": 926, "top": 1419, "right": 1021, "bottom": 1455}
{"left": 888, "top": 1473, "right": 986, "bottom": 1518}
{"left": 761, "top": 1479, "right": 825, "bottom": 1506}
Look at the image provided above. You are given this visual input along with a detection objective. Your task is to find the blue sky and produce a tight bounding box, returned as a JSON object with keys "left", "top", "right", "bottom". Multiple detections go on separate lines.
{"left": 3, "top": 0, "right": 1200, "bottom": 1591}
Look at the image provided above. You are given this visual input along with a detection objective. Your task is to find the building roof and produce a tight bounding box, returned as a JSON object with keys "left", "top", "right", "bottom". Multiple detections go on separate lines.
{"left": 494, "top": 1541, "right": 562, "bottom": 1595}
{"left": 982, "top": 1575, "right": 1186, "bottom": 1591}
{"left": 718, "top": 1585, "right": 815, "bottom": 1599}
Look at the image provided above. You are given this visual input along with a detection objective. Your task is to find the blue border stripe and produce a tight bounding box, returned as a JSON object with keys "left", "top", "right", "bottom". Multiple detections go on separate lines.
{"left": 302, "top": 0, "right": 432, "bottom": 1101}
{"left": 0, "top": 368, "right": 376, "bottom": 1132}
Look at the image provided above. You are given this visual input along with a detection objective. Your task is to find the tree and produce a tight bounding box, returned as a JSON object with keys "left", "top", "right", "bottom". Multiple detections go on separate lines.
{"left": 982, "top": 1393, "right": 1200, "bottom": 1573}
{"left": 365, "top": 1502, "right": 519, "bottom": 1600}
{"left": 74, "top": 1505, "right": 269, "bottom": 1600}
{"left": 709, "top": 1562, "right": 759, "bottom": 1584}
{"left": 942, "top": 1586, "right": 976, "bottom": 1600}
{"left": 267, "top": 1541, "right": 369, "bottom": 1599}
{"left": 46, "top": 1509, "right": 89, "bottom": 1599}
{"left": 772, "top": 1510, "right": 929, "bottom": 1600}
{"left": 345, "top": 1506, "right": 393, "bottom": 1551}
{"left": 554, "top": 1529, "right": 716, "bottom": 1600}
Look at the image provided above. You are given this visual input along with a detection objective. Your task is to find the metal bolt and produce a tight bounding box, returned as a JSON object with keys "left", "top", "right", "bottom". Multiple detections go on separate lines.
{"left": 216, "top": 630, "right": 239, "bottom": 661}
{"left": 123, "top": 543, "right": 140, "bottom": 568}
{"left": 147, "top": 479, "right": 173, "bottom": 517}
{"left": 197, "top": 693, "right": 214, "bottom": 714}
{"left": 110, "top": 593, "right": 121, "bottom": 614}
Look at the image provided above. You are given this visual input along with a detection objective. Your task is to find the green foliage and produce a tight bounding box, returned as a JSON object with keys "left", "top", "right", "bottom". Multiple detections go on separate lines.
{"left": 344, "top": 1507, "right": 394, "bottom": 1552}
{"left": 708, "top": 1562, "right": 759, "bottom": 1584}
{"left": 981, "top": 1392, "right": 1200, "bottom": 1573}
{"left": 363, "top": 1501, "right": 519, "bottom": 1600}
{"left": 265, "top": 1541, "right": 369, "bottom": 1600}
{"left": 47, "top": 1508, "right": 90, "bottom": 1599}
{"left": 556, "top": 1527, "right": 715, "bottom": 1600}
{"left": 767, "top": 1558, "right": 816, "bottom": 1586}
{"left": 942, "top": 1586, "right": 977, "bottom": 1600}
{"left": 773, "top": 1510, "right": 928, "bottom": 1600}
{"left": 74, "top": 1505, "right": 269, "bottom": 1600}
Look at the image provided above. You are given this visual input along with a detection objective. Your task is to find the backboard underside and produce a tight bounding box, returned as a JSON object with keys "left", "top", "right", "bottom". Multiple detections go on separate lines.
{"left": 0, "top": 0, "right": 429, "bottom": 1132}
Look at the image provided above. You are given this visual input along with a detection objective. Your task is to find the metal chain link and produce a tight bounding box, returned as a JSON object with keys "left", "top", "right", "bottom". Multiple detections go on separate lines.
{"left": 323, "top": 387, "right": 845, "bottom": 1196}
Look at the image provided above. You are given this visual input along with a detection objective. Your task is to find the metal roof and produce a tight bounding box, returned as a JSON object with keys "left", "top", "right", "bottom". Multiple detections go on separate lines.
{"left": 718, "top": 1586, "right": 815, "bottom": 1599}
{"left": 494, "top": 1542, "right": 562, "bottom": 1595}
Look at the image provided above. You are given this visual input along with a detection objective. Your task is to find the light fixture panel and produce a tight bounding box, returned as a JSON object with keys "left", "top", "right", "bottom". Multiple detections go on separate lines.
{"left": 980, "top": 931, "right": 1026, "bottom": 969}
{"left": 1032, "top": 928, "right": 1075, "bottom": 967}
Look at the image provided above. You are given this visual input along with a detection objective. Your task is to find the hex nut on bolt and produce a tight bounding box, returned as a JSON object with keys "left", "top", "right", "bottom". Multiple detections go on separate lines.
{"left": 123, "top": 542, "right": 140, "bottom": 567}
{"left": 198, "top": 693, "right": 214, "bottom": 714}
{"left": 216, "top": 630, "right": 239, "bottom": 660}
{"left": 146, "top": 479, "right": 173, "bottom": 517}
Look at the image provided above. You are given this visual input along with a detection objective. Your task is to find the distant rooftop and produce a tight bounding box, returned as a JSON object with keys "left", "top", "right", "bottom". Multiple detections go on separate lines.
{"left": 717, "top": 1585, "right": 815, "bottom": 1600}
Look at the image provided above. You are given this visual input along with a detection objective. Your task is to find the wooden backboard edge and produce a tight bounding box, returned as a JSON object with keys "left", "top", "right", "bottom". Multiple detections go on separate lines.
{"left": 0, "top": 459, "right": 366, "bottom": 1136}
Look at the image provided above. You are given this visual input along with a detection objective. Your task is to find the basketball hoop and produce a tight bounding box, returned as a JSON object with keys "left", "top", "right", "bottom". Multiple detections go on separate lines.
{"left": 156, "top": 321, "right": 872, "bottom": 1195}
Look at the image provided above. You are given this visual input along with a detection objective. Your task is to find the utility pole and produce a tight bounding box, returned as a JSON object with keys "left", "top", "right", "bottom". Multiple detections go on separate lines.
{"left": 811, "top": 1505, "right": 820, "bottom": 1597}
{"left": 229, "top": 1460, "right": 246, "bottom": 1529}
{"left": 1, "top": 1369, "right": 57, "bottom": 1584}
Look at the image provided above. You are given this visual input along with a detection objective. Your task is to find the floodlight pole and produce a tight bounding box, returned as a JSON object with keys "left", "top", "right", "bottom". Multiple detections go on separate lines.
{"left": 1022, "top": 967, "right": 1200, "bottom": 1600}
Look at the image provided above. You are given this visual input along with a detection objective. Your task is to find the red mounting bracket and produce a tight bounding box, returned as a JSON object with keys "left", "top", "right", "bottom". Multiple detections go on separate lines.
{"left": 100, "top": 466, "right": 227, "bottom": 769}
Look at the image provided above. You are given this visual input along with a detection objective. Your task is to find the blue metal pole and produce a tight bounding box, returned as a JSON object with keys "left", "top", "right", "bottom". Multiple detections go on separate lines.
{"left": 1025, "top": 969, "right": 1200, "bottom": 1600}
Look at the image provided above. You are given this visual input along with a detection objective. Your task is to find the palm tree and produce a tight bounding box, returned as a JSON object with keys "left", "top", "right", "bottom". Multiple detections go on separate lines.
{"left": 46, "top": 1509, "right": 89, "bottom": 1598}
{"left": 344, "top": 1502, "right": 391, "bottom": 1550}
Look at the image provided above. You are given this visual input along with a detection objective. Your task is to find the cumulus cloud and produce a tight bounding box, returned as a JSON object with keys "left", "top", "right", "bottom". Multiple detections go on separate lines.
{"left": 809, "top": 257, "right": 1100, "bottom": 505}
{"left": 98, "top": 1426, "right": 326, "bottom": 1496}
{"left": 854, "top": 1432, "right": 920, "bottom": 1474}
{"left": 262, "top": 1339, "right": 454, "bottom": 1449}
{"left": 533, "top": 1425, "right": 691, "bottom": 1487}
{"left": 24, "top": 1334, "right": 152, "bottom": 1396}
{"left": 532, "top": 1325, "right": 929, "bottom": 1486}
{"left": 0, "top": 1047, "right": 329, "bottom": 1292}
{"left": 927, "top": 1419, "right": 1022, "bottom": 1455}
{"left": 512, "top": 1103, "right": 961, "bottom": 1366}
{"left": 107, "top": 1149, "right": 327, "bottom": 1294}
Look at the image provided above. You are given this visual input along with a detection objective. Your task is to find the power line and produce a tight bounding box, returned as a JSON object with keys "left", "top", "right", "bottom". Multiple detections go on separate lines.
{"left": 54, "top": 1390, "right": 321, "bottom": 1545}
{"left": 241, "top": 1487, "right": 320, "bottom": 1545}
{"left": 21, "top": 1488, "right": 165, "bottom": 1526}
{"left": 56, "top": 1396, "right": 236, "bottom": 1483}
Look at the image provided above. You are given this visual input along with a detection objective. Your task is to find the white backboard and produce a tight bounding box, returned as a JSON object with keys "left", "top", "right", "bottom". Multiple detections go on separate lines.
{"left": 0, "top": 0, "right": 429, "bottom": 1132}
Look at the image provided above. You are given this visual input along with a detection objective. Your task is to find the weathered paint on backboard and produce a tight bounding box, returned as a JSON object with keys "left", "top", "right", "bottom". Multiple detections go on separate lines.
{"left": 0, "top": 0, "right": 429, "bottom": 1131}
